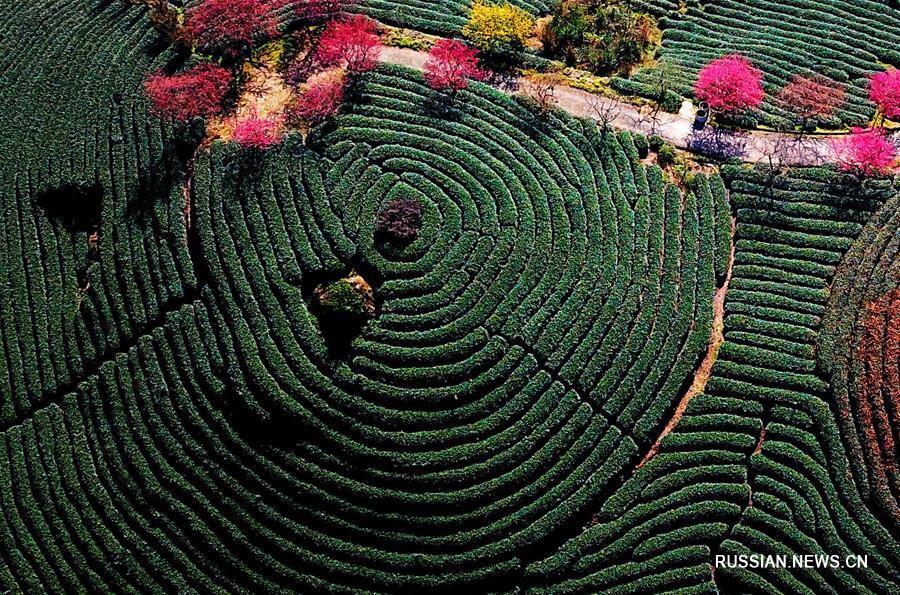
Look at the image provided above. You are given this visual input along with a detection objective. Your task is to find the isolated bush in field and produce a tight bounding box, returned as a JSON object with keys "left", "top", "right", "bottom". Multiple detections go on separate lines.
{"left": 831, "top": 127, "right": 897, "bottom": 177}
{"left": 376, "top": 198, "right": 424, "bottom": 243}
{"left": 289, "top": 73, "right": 346, "bottom": 124}
{"left": 145, "top": 64, "right": 233, "bottom": 122}
{"left": 869, "top": 68, "right": 900, "bottom": 122}
{"left": 184, "top": 0, "right": 284, "bottom": 56}
{"left": 778, "top": 74, "right": 846, "bottom": 128}
{"left": 231, "top": 111, "right": 284, "bottom": 149}
{"left": 633, "top": 134, "right": 649, "bottom": 158}
{"left": 317, "top": 14, "right": 381, "bottom": 73}
{"left": 648, "top": 134, "right": 665, "bottom": 152}
{"left": 694, "top": 54, "right": 764, "bottom": 116}
{"left": 424, "top": 39, "right": 483, "bottom": 93}
{"left": 315, "top": 275, "right": 375, "bottom": 320}
{"left": 463, "top": 1, "right": 534, "bottom": 55}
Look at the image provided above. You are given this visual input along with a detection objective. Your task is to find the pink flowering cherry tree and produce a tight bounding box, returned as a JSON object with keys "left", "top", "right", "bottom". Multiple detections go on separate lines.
{"left": 316, "top": 15, "right": 382, "bottom": 74}
{"left": 694, "top": 54, "right": 765, "bottom": 118}
{"left": 869, "top": 68, "right": 900, "bottom": 124}
{"left": 183, "top": 0, "right": 288, "bottom": 57}
{"left": 831, "top": 127, "right": 897, "bottom": 177}
{"left": 145, "top": 64, "right": 233, "bottom": 122}
{"left": 231, "top": 111, "right": 285, "bottom": 149}
{"left": 424, "top": 39, "right": 484, "bottom": 94}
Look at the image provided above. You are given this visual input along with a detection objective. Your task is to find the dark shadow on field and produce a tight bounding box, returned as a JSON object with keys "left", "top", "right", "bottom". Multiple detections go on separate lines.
{"left": 688, "top": 127, "right": 748, "bottom": 159}
{"left": 422, "top": 92, "right": 465, "bottom": 120}
{"left": 36, "top": 183, "right": 103, "bottom": 233}
{"left": 129, "top": 139, "right": 196, "bottom": 217}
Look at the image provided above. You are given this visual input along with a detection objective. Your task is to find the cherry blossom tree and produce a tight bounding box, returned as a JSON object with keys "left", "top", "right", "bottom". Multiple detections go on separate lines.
{"left": 831, "top": 127, "right": 897, "bottom": 177}
{"left": 144, "top": 64, "right": 233, "bottom": 122}
{"left": 231, "top": 111, "right": 285, "bottom": 149}
{"left": 778, "top": 74, "right": 846, "bottom": 133}
{"left": 694, "top": 54, "right": 764, "bottom": 117}
{"left": 869, "top": 68, "right": 900, "bottom": 123}
{"left": 316, "top": 15, "right": 381, "bottom": 74}
{"left": 290, "top": 74, "right": 347, "bottom": 124}
{"left": 183, "top": 0, "right": 286, "bottom": 56}
{"left": 424, "top": 39, "right": 483, "bottom": 93}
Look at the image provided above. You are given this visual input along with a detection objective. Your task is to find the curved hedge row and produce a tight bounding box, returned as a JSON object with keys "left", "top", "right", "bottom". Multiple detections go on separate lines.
{"left": 819, "top": 192, "right": 900, "bottom": 531}
{"left": 630, "top": 0, "right": 900, "bottom": 127}
{"left": 354, "top": 0, "right": 548, "bottom": 36}
{"left": 530, "top": 167, "right": 900, "bottom": 593}
{"left": 0, "top": 0, "right": 192, "bottom": 429}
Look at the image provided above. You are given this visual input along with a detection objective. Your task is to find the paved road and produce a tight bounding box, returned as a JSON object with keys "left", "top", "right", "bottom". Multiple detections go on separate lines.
{"left": 380, "top": 46, "right": 884, "bottom": 167}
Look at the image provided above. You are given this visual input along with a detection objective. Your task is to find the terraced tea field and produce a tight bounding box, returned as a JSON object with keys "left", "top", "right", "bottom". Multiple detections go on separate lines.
{"left": 0, "top": 0, "right": 898, "bottom": 593}
{"left": 631, "top": 0, "right": 900, "bottom": 127}
{"left": 355, "top": 0, "right": 548, "bottom": 35}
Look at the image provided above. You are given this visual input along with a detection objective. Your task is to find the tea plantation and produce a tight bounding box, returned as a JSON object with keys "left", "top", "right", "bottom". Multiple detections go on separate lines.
{"left": 348, "top": 0, "right": 900, "bottom": 129}
{"left": 0, "top": 0, "right": 898, "bottom": 593}
{"left": 631, "top": 0, "right": 900, "bottom": 127}
{"left": 354, "top": 0, "right": 548, "bottom": 35}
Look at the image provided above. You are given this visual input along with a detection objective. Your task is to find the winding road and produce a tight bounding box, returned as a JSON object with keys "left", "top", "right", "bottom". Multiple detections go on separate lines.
{"left": 380, "top": 46, "right": 895, "bottom": 167}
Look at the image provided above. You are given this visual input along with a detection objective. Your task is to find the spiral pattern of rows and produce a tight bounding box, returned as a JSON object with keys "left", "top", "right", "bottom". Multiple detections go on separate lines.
{"left": 182, "top": 63, "right": 727, "bottom": 588}
{"left": 4, "top": 1, "right": 899, "bottom": 593}
{"left": 0, "top": 0, "right": 733, "bottom": 588}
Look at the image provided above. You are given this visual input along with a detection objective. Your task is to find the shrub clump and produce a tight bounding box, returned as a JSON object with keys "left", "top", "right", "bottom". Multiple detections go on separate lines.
{"left": 314, "top": 275, "right": 375, "bottom": 321}
{"left": 544, "top": 0, "right": 660, "bottom": 73}
{"left": 657, "top": 142, "right": 677, "bottom": 167}
{"left": 463, "top": 1, "right": 534, "bottom": 56}
{"left": 632, "top": 133, "right": 649, "bottom": 158}
{"left": 376, "top": 198, "right": 424, "bottom": 243}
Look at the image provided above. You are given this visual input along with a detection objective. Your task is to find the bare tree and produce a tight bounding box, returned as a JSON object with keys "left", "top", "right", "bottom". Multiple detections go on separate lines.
{"left": 131, "top": 0, "right": 181, "bottom": 41}
{"left": 588, "top": 94, "right": 621, "bottom": 143}
{"left": 647, "top": 60, "right": 684, "bottom": 122}
{"left": 520, "top": 77, "right": 557, "bottom": 118}
{"left": 759, "top": 133, "right": 793, "bottom": 179}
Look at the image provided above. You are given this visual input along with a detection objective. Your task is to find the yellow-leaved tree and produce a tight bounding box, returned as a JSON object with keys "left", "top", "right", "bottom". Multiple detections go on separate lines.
{"left": 463, "top": 1, "right": 534, "bottom": 55}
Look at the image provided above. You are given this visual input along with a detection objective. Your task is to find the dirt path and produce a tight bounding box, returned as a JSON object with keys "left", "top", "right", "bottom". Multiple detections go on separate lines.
{"left": 634, "top": 215, "right": 737, "bottom": 470}
{"left": 379, "top": 46, "right": 890, "bottom": 167}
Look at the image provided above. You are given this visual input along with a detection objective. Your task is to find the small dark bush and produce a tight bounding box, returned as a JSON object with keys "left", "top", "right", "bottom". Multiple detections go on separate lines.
{"left": 648, "top": 134, "right": 665, "bottom": 152}
{"left": 376, "top": 198, "right": 424, "bottom": 243}
{"left": 633, "top": 134, "right": 649, "bottom": 158}
{"left": 659, "top": 90, "right": 683, "bottom": 113}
